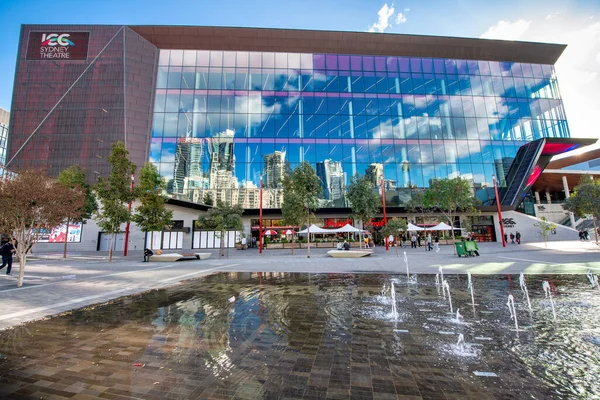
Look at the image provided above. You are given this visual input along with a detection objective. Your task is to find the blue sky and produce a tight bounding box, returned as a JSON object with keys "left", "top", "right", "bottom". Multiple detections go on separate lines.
{"left": 0, "top": 0, "right": 599, "bottom": 139}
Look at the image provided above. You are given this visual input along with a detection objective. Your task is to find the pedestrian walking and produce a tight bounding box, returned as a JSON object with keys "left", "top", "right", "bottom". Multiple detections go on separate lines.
{"left": 426, "top": 233, "right": 432, "bottom": 251}
{"left": 509, "top": 232, "right": 515, "bottom": 244}
{"left": 434, "top": 235, "right": 439, "bottom": 252}
{"left": 411, "top": 234, "right": 417, "bottom": 249}
{"left": 417, "top": 234, "right": 422, "bottom": 248}
{"left": 0, "top": 239, "right": 16, "bottom": 275}
{"left": 515, "top": 231, "right": 521, "bottom": 244}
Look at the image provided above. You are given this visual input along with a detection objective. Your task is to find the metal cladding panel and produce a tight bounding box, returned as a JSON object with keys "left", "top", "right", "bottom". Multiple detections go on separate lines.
{"left": 8, "top": 25, "right": 126, "bottom": 182}
{"left": 124, "top": 27, "right": 159, "bottom": 173}
{"left": 129, "top": 25, "right": 567, "bottom": 65}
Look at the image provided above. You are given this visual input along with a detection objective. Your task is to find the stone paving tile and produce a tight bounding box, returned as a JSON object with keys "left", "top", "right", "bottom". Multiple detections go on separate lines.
{"left": 0, "top": 272, "right": 596, "bottom": 399}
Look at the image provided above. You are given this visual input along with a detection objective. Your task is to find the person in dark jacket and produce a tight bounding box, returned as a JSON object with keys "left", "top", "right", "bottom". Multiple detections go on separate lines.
{"left": 143, "top": 248, "right": 153, "bottom": 262}
{"left": 0, "top": 239, "right": 15, "bottom": 275}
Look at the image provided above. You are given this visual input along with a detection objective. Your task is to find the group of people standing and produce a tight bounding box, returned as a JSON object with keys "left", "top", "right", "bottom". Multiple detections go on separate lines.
{"left": 399, "top": 233, "right": 439, "bottom": 252}
{"left": 504, "top": 231, "right": 521, "bottom": 244}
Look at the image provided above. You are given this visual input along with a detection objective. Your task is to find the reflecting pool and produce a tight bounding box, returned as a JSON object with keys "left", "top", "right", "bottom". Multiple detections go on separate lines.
{"left": 0, "top": 272, "right": 599, "bottom": 399}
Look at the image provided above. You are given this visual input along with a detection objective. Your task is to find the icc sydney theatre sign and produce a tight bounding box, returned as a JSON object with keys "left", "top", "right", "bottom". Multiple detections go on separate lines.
{"left": 26, "top": 31, "right": 90, "bottom": 61}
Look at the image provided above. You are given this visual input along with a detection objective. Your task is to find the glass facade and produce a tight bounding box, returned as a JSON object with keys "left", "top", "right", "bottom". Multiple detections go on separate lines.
{"left": 152, "top": 50, "right": 569, "bottom": 209}
{"left": 0, "top": 121, "right": 8, "bottom": 169}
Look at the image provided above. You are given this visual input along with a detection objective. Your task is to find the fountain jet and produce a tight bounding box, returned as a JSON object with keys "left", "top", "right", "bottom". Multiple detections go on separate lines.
{"left": 443, "top": 280, "right": 453, "bottom": 314}
{"left": 467, "top": 272, "right": 475, "bottom": 307}
{"left": 542, "top": 281, "right": 557, "bottom": 322}
{"left": 506, "top": 294, "right": 519, "bottom": 331}
{"left": 519, "top": 272, "right": 532, "bottom": 312}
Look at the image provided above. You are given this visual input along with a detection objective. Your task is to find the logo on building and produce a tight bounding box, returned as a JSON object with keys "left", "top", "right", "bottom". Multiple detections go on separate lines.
{"left": 502, "top": 218, "right": 516, "bottom": 228}
{"left": 41, "top": 34, "right": 75, "bottom": 47}
{"left": 26, "top": 31, "right": 90, "bottom": 61}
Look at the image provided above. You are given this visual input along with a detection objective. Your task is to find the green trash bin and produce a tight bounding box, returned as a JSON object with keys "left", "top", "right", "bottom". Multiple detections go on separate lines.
{"left": 464, "top": 240, "right": 479, "bottom": 256}
{"left": 455, "top": 241, "right": 469, "bottom": 257}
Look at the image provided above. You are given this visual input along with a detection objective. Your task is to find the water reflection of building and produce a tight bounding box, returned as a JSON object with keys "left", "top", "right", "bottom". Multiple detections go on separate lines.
{"left": 317, "top": 159, "right": 347, "bottom": 207}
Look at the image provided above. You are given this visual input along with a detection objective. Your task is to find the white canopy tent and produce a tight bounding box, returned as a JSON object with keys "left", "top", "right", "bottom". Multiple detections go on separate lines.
{"left": 297, "top": 224, "right": 334, "bottom": 234}
{"left": 333, "top": 224, "right": 362, "bottom": 233}
{"left": 431, "top": 222, "right": 454, "bottom": 231}
{"left": 407, "top": 223, "right": 424, "bottom": 231}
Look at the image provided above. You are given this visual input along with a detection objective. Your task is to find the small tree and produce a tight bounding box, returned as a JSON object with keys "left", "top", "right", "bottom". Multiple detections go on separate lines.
{"left": 282, "top": 163, "right": 321, "bottom": 258}
{"left": 422, "top": 177, "right": 480, "bottom": 254}
{"left": 94, "top": 141, "right": 137, "bottom": 262}
{"left": 381, "top": 218, "right": 408, "bottom": 257}
{"left": 346, "top": 173, "right": 381, "bottom": 248}
{"left": 57, "top": 165, "right": 98, "bottom": 258}
{"left": 196, "top": 201, "right": 243, "bottom": 257}
{"left": 406, "top": 190, "right": 432, "bottom": 225}
{"left": 281, "top": 166, "right": 304, "bottom": 255}
{"left": 0, "top": 170, "right": 85, "bottom": 287}
{"left": 534, "top": 217, "right": 557, "bottom": 248}
{"left": 132, "top": 163, "right": 173, "bottom": 251}
{"left": 563, "top": 176, "right": 600, "bottom": 244}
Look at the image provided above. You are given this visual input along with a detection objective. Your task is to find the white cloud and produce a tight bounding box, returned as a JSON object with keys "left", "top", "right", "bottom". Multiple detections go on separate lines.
{"left": 546, "top": 12, "right": 560, "bottom": 20}
{"left": 480, "top": 20, "right": 531, "bottom": 41}
{"left": 368, "top": 3, "right": 396, "bottom": 33}
{"left": 480, "top": 15, "right": 600, "bottom": 149}
{"left": 395, "top": 12, "right": 407, "bottom": 24}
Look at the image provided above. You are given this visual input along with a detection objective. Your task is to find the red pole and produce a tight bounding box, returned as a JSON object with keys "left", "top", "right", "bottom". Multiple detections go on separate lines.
{"left": 123, "top": 173, "right": 134, "bottom": 256}
{"left": 259, "top": 175, "right": 263, "bottom": 254}
{"left": 382, "top": 178, "right": 388, "bottom": 251}
{"left": 493, "top": 175, "right": 506, "bottom": 247}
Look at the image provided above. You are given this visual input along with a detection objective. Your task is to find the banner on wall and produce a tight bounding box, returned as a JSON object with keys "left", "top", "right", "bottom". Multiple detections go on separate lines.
{"left": 35, "top": 222, "right": 83, "bottom": 243}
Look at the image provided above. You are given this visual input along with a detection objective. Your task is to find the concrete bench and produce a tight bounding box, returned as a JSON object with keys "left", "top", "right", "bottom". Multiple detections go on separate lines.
{"left": 181, "top": 253, "right": 212, "bottom": 260}
{"left": 327, "top": 250, "right": 373, "bottom": 258}
{"left": 149, "top": 253, "right": 183, "bottom": 262}
{"left": 149, "top": 252, "right": 212, "bottom": 262}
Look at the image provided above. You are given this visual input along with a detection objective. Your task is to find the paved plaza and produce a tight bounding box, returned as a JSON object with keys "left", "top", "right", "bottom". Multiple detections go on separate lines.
{"left": 0, "top": 240, "right": 598, "bottom": 331}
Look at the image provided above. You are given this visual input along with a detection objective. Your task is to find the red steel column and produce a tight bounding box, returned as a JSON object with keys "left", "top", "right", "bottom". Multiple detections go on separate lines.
{"left": 259, "top": 175, "right": 263, "bottom": 254}
{"left": 382, "top": 178, "right": 388, "bottom": 251}
{"left": 493, "top": 175, "right": 506, "bottom": 247}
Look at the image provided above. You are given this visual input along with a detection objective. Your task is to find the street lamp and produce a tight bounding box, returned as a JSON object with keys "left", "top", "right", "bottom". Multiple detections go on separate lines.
{"left": 259, "top": 174, "right": 263, "bottom": 255}
{"left": 492, "top": 174, "right": 506, "bottom": 247}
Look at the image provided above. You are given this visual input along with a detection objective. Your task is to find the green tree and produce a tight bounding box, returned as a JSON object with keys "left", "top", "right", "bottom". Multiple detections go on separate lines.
{"left": 422, "top": 177, "right": 480, "bottom": 254}
{"left": 0, "top": 170, "right": 85, "bottom": 287}
{"left": 94, "top": 141, "right": 137, "bottom": 262}
{"left": 281, "top": 166, "right": 305, "bottom": 255}
{"left": 533, "top": 217, "right": 557, "bottom": 248}
{"left": 195, "top": 201, "right": 243, "bottom": 257}
{"left": 381, "top": 217, "right": 408, "bottom": 257}
{"left": 346, "top": 173, "right": 380, "bottom": 248}
{"left": 57, "top": 165, "right": 98, "bottom": 258}
{"left": 282, "top": 163, "right": 321, "bottom": 257}
{"left": 562, "top": 176, "right": 600, "bottom": 244}
{"left": 406, "top": 190, "right": 430, "bottom": 224}
{"left": 132, "top": 162, "right": 173, "bottom": 251}
{"left": 203, "top": 192, "right": 214, "bottom": 206}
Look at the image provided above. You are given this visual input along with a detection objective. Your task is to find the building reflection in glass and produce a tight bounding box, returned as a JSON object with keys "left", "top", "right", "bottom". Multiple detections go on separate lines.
{"left": 152, "top": 50, "right": 570, "bottom": 208}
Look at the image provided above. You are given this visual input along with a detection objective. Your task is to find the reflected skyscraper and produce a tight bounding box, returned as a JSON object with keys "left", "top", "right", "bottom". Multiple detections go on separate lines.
{"left": 173, "top": 137, "right": 204, "bottom": 197}
{"left": 317, "top": 159, "right": 346, "bottom": 206}
{"left": 264, "top": 150, "right": 286, "bottom": 189}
